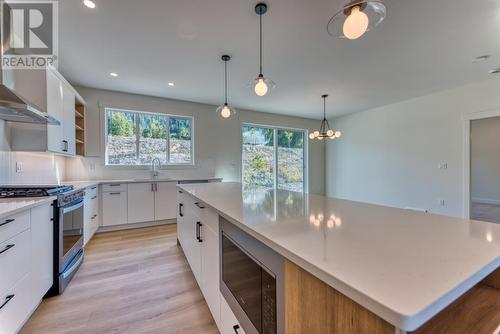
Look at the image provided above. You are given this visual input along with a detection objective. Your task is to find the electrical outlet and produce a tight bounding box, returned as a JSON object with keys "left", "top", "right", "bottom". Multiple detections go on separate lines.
{"left": 89, "top": 163, "right": 96, "bottom": 171}
{"left": 438, "top": 199, "right": 445, "bottom": 207}
{"left": 438, "top": 162, "right": 448, "bottom": 170}
{"left": 15, "top": 161, "right": 22, "bottom": 173}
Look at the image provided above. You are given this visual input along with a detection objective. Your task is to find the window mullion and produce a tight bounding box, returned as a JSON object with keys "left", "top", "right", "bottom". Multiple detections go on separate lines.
{"left": 135, "top": 113, "right": 140, "bottom": 165}
{"left": 166, "top": 116, "right": 170, "bottom": 164}
{"left": 274, "top": 128, "right": 278, "bottom": 191}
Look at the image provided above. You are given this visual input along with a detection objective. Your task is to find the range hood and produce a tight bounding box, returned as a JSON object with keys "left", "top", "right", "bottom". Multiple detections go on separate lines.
{"left": 0, "top": 42, "right": 60, "bottom": 125}
{"left": 0, "top": 84, "right": 60, "bottom": 125}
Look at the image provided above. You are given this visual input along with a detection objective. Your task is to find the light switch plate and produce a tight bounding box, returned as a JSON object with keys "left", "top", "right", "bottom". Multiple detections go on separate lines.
{"left": 15, "top": 161, "right": 22, "bottom": 173}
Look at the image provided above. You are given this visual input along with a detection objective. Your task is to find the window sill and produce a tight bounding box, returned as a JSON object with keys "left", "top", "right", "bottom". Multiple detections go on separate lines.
{"left": 104, "top": 163, "right": 196, "bottom": 170}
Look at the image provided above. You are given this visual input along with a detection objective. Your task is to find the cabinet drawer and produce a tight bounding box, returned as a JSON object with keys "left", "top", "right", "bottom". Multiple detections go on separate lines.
{"left": 0, "top": 273, "right": 34, "bottom": 334}
{"left": 220, "top": 294, "right": 246, "bottom": 334}
{"left": 87, "top": 185, "right": 98, "bottom": 198}
{"left": 0, "top": 230, "right": 31, "bottom": 298}
{"left": 102, "top": 183, "right": 127, "bottom": 192}
{"left": 0, "top": 211, "right": 30, "bottom": 244}
{"left": 102, "top": 192, "right": 128, "bottom": 226}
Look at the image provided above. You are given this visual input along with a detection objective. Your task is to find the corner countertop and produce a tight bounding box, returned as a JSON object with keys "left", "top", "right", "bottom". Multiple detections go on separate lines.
{"left": 0, "top": 197, "right": 57, "bottom": 220}
{"left": 63, "top": 177, "right": 223, "bottom": 191}
{"left": 178, "top": 182, "right": 500, "bottom": 332}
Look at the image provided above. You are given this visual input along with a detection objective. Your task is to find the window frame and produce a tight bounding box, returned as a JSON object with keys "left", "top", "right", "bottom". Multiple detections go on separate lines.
{"left": 241, "top": 122, "right": 309, "bottom": 193}
{"left": 104, "top": 107, "right": 194, "bottom": 167}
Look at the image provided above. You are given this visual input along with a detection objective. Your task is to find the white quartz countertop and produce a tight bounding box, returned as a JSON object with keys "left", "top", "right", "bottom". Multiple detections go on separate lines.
{"left": 178, "top": 182, "right": 500, "bottom": 331}
{"left": 0, "top": 197, "right": 57, "bottom": 220}
{"left": 63, "top": 177, "right": 223, "bottom": 191}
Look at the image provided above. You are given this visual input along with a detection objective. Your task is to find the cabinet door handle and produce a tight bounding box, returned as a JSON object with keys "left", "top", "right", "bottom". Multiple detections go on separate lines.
{"left": 151, "top": 183, "right": 154, "bottom": 192}
{"left": 91, "top": 186, "right": 97, "bottom": 190}
{"left": 179, "top": 203, "right": 184, "bottom": 217}
{"left": 0, "top": 218, "right": 15, "bottom": 227}
{"left": 233, "top": 325, "right": 240, "bottom": 333}
{"left": 91, "top": 196, "right": 97, "bottom": 200}
{"left": 62, "top": 140, "right": 68, "bottom": 152}
{"left": 197, "top": 222, "right": 203, "bottom": 243}
{"left": 194, "top": 202, "right": 205, "bottom": 209}
{"left": 155, "top": 183, "right": 158, "bottom": 192}
{"left": 0, "top": 244, "right": 15, "bottom": 255}
{"left": 0, "top": 295, "right": 14, "bottom": 310}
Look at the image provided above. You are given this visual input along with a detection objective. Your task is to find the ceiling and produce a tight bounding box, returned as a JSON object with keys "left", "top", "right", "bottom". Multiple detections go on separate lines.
{"left": 59, "top": 0, "right": 500, "bottom": 120}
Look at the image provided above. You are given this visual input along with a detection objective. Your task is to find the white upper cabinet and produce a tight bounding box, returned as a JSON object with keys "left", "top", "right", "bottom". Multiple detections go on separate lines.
{"left": 8, "top": 67, "right": 84, "bottom": 156}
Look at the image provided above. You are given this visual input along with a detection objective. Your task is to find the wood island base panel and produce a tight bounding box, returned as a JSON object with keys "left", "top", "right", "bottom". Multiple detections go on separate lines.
{"left": 285, "top": 262, "right": 500, "bottom": 334}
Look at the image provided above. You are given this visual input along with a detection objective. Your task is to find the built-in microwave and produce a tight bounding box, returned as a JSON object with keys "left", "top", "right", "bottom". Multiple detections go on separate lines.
{"left": 220, "top": 218, "right": 284, "bottom": 334}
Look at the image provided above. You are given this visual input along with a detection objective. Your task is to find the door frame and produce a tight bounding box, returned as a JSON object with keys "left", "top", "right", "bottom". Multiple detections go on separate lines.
{"left": 462, "top": 108, "right": 500, "bottom": 219}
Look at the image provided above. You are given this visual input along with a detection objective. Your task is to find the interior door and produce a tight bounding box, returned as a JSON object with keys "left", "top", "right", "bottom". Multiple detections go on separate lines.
{"left": 154, "top": 182, "right": 177, "bottom": 220}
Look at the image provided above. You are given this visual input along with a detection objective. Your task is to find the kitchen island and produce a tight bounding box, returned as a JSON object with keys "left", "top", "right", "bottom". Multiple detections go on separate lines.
{"left": 177, "top": 182, "right": 500, "bottom": 333}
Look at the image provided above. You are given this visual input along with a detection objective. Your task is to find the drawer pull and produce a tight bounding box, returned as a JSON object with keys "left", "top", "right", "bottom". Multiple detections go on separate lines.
{"left": 0, "top": 244, "right": 15, "bottom": 255}
{"left": 0, "top": 218, "right": 15, "bottom": 227}
{"left": 179, "top": 203, "right": 184, "bottom": 217}
{"left": 91, "top": 186, "right": 97, "bottom": 190}
{"left": 196, "top": 222, "right": 203, "bottom": 243}
{"left": 233, "top": 325, "right": 240, "bottom": 333}
{"left": 0, "top": 294, "right": 14, "bottom": 310}
{"left": 109, "top": 184, "right": 121, "bottom": 187}
{"left": 194, "top": 202, "right": 205, "bottom": 209}
{"left": 91, "top": 196, "right": 97, "bottom": 200}
{"left": 108, "top": 192, "right": 121, "bottom": 195}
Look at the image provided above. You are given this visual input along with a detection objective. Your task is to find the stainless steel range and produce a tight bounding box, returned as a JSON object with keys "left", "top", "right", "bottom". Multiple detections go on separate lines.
{"left": 0, "top": 185, "right": 85, "bottom": 295}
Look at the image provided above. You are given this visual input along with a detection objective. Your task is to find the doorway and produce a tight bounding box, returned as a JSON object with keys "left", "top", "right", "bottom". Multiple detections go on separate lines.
{"left": 467, "top": 112, "right": 500, "bottom": 223}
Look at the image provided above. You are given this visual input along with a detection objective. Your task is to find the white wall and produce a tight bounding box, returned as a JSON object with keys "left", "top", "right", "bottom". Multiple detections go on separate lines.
{"left": 326, "top": 77, "right": 500, "bottom": 218}
{"left": 471, "top": 116, "right": 500, "bottom": 204}
{"left": 66, "top": 87, "right": 326, "bottom": 195}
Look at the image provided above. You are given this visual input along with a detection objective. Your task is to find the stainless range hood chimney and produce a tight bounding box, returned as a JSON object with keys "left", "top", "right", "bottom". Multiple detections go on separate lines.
{"left": 0, "top": 1, "right": 60, "bottom": 125}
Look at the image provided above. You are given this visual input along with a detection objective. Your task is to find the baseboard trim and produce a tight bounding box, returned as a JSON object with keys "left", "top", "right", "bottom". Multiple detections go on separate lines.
{"left": 472, "top": 198, "right": 500, "bottom": 205}
{"left": 97, "top": 219, "right": 176, "bottom": 233}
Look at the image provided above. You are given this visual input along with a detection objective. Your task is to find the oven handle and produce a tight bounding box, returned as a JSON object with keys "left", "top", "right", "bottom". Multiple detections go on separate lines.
{"left": 61, "top": 251, "right": 84, "bottom": 279}
{"left": 62, "top": 199, "right": 84, "bottom": 214}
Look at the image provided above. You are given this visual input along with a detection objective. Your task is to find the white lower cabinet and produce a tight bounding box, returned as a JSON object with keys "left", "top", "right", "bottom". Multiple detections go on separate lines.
{"left": 84, "top": 185, "right": 99, "bottom": 245}
{"left": 220, "top": 294, "right": 246, "bottom": 334}
{"left": 127, "top": 183, "right": 155, "bottom": 224}
{"left": 154, "top": 182, "right": 177, "bottom": 220}
{"left": 177, "top": 191, "right": 243, "bottom": 334}
{"left": 102, "top": 186, "right": 128, "bottom": 226}
{"left": 0, "top": 203, "right": 54, "bottom": 334}
{"left": 30, "top": 204, "right": 53, "bottom": 302}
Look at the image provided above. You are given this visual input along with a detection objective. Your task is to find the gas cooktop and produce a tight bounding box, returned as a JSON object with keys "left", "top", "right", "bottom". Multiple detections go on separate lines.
{"left": 0, "top": 185, "right": 74, "bottom": 198}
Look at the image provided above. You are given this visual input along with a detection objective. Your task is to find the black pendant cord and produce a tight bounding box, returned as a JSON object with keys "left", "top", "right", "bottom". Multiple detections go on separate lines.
{"left": 224, "top": 60, "right": 228, "bottom": 104}
{"left": 259, "top": 12, "right": 263, "bottom": 75}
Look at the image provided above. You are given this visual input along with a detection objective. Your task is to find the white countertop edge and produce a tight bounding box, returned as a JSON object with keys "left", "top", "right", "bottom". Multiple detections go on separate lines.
{"left": 63, "top": 177, "right": 223, "bottom": 190}
{"left": 0, "top": 196, "right": 57, "bottom": 220}
{"left": 178, "top": 185, "right": 499, "bottom": 332}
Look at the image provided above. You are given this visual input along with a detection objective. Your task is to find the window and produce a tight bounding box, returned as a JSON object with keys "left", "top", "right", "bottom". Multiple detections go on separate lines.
{"left": 105, "top": 108, "right": 193, "bottom": 166}
{"left": 242, "top": 125, "right": 306, "bottom": 192}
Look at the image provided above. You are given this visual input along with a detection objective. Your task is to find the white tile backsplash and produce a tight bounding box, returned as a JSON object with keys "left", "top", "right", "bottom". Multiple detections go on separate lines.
{"left": 0, "top": 151, "right": 66, "bottom": 185}
{"left": 64, "top": 156, "right": 216, "bottom": 181}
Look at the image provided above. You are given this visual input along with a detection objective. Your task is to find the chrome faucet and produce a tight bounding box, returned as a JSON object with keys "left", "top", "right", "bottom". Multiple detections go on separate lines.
{"left": 151, "top": 158, "right": 161, "bottom": 178}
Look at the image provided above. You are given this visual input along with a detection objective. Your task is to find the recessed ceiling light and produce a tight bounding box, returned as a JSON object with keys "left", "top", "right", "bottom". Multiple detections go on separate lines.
{"left": 110, "top": 72, "right": 118, "bottom": 77}
{"left": 83, "top": 0, "right": 96, "bottom": 9}
{"left": 472, "top": 55, "right": 490, "bottom": 63}
{"left": 168, "top": 82, "right": 175, "bottom": 87}
{"left": 489, "top": 68, "right": 500, "bottom": 74}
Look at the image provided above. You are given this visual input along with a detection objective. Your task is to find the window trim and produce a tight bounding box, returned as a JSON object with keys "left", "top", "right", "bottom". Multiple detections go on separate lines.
{"left": 104, "top": 107, "right": 194, "bottom": 167}
{"left": 241, "top": 122, "right": 309, "bottom": 193}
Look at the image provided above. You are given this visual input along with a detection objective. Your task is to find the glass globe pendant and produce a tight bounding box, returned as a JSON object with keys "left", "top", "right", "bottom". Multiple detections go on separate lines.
{"left": 216, "top": 55, "right": 236, "bottom": 119}
{"left": 310, "top": 95, "right": 342, "bottom": 140}
{"left": 327, "top": 0, "right": 386, "bottom": 40}
{"left": 250, "top": 3, "right": 276, "bottom": 96}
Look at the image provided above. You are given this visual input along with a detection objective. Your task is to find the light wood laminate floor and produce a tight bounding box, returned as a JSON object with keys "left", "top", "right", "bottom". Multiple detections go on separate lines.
{"left": 22, "top": 225, "right": 219, "bottom": 334}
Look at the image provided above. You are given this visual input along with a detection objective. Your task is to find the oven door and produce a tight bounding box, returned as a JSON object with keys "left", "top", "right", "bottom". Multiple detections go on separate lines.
{"left": 59, "top": 198, "right": 84, "bottom": 272}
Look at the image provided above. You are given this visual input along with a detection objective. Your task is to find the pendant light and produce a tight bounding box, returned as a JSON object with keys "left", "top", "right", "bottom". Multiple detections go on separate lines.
{"left": 309, "top": 95, "right": 341, "bottom": 140}
{"left": 327, "top": 0, "right": 386, "bottom": 40}
{"left": 216, "top": 55, "right": 236, "bottom": 119}
{"left": 251, "top": 3, "right": 275, "bottom": 96}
